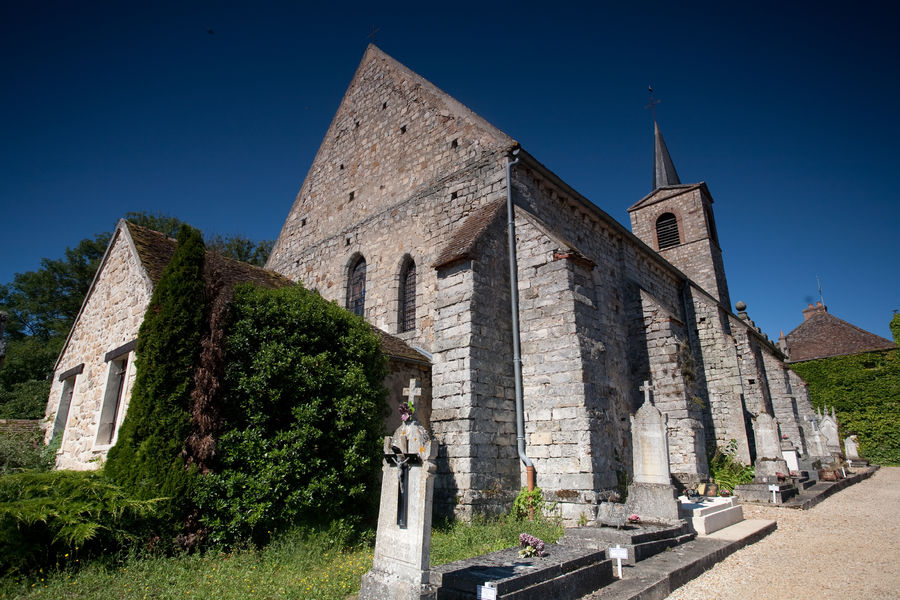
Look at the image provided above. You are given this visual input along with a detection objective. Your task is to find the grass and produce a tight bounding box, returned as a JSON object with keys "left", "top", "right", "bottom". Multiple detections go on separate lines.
{"left": 1, "top": 515, "right": 564, "bottom": 600}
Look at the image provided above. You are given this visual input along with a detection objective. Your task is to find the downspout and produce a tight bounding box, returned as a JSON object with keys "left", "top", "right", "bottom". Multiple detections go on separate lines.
{"left": 505, "top": 149, "right": 536, "bottom": 492}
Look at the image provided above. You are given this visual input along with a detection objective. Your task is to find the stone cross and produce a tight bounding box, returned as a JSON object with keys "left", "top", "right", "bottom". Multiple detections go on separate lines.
{"left": 360, "top": 420, "right": 438, "bottom": 600}
{"left": 639, "top": 380, "right": 654, "bottom": 405}
{"left": 403, "top": 378, "right": 422, "bottom": 409}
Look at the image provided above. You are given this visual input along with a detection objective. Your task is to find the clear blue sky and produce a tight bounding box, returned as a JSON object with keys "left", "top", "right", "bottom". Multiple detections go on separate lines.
{"left": 2, "top": 1, "right": 898, "bottom": 341}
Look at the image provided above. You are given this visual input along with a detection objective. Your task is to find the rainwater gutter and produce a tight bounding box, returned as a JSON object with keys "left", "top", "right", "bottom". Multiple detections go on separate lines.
{"left": 505, "top": 149, "right": 536, "bottom": 491}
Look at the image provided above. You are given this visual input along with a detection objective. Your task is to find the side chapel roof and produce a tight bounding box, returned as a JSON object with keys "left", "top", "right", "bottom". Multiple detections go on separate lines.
{"left": 55, "top": 220, "right": 427, "bottom": 370}
{"left": 784, "top": 303, "right": 896, "bottom": 363}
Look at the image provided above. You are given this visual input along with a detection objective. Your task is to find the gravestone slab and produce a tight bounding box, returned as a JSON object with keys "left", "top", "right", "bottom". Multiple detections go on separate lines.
{"left": 819, "top": 408, "right": 841, "bottom": 456}
{"left": 627, "top": 396, "right": 680, "bottom": 523}
{"left": 752, "top": 414, "right": 789, "bottom": 481}
{"left": 360, "top": 417, "right": 437, "bottom": 600}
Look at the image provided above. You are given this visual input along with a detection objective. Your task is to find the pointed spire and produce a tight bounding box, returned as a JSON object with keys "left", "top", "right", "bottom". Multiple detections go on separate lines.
{"left": 652, "top": 121, "right": 681, "bottom": 190}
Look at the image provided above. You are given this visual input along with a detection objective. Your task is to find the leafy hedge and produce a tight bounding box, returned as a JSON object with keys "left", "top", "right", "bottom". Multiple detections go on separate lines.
{"left": 790, "top": 349, "right": 900, "bottom": 465}
{"left": 0, "top": 470, "right": 157, "bottom": 575}
{"left": 194, "top": 284, "right": 386, "bottom": 546}
{"left": 104, "top": 225, "right": 207, "bottom": 535}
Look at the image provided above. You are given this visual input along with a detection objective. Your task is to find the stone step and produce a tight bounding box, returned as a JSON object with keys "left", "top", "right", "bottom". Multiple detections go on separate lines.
{"left": 432, "top": 544, "right": 614, "bottom": 600}
{"left": 734, "top": 482, "right": 798, "bottom": 504}
{"left": 677, "top": 496, "right": 739, "bottom": 518}
{"left": 561, "top": 522, "right": 695, "bottom": 565}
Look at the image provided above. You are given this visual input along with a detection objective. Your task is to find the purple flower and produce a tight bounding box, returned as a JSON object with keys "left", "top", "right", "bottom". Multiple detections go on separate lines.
{"left": 399, "top": 402, "right": 414, "bottom": 422}
{"left": 518, "top": 533, "right": 545, "bottom": 557}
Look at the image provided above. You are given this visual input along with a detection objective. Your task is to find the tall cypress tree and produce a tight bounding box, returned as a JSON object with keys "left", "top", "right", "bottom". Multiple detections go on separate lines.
{"left": 105, "top": 225, "right": 206, "bottom": 535}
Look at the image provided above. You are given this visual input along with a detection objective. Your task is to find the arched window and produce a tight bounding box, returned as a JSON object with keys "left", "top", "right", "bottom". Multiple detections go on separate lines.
{"left": 347, "top": 256, "right": 366, "bottom": 317}
{"left": 655, "top": 213, "right": 680, "bottom": 249}
{"left": 399, "top": 258, "right": 416, "bottom": 332}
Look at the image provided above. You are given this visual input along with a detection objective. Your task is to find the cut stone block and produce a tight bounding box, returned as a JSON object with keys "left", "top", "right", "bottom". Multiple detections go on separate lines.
{"left": 677, "top": 496, "right": 744, "bottom": 535}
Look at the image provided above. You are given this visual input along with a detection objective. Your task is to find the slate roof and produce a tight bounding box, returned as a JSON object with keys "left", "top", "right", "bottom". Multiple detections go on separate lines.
{"left": 653, "top": 121, "right": 682, "bottom": 190}
{"left": 784, "top": 307, "right": 896, "bottom": 363}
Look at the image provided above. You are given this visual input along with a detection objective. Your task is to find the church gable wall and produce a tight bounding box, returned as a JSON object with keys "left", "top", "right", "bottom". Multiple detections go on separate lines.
{"left": 44, "top": 231, "right": 151, "bottom": 470}
{"left": 268, "top": 47, "right": 512, "bottom": 282}
{"left": 269, "top": 156, "right": 507, "bottom": 355}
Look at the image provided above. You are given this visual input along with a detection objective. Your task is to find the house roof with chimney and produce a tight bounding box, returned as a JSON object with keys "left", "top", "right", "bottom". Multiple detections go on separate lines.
{"left": 783, "top": 302, "right": 896, "bottom": 363}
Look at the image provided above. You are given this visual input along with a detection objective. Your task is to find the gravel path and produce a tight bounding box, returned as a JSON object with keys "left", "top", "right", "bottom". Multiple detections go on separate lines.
{"left": 665, "top": 467, "right": 900, "bottom": 599}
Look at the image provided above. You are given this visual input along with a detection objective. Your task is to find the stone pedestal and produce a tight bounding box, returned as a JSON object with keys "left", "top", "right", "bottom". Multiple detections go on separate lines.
{"left": 360, "top": 420, "right": 437, "bottom": 600}
{"left": 781, "top": 440, "right": 800, "bottom": 474}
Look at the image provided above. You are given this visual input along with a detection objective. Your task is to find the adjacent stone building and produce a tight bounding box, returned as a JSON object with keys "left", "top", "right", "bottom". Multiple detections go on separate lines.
{"left": 44, "top": 219, "right": 428, "bottom": 470}
{"left": 264, "top": 45, "right": 817, "bottom": 521}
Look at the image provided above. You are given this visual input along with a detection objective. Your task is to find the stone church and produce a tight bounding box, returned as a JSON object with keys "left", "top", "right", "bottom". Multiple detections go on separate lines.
{"left": 264, "top": 45, "right": 815, "bottom": 520}
{"left": 45, "top": 44, "right": 816, "bottom": 523}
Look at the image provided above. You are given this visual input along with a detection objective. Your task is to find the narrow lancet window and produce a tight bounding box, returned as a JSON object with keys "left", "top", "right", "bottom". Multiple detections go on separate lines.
{"left": 399, "top": 259, "right": 416, "bottom": 332}
{"left": 655, "top": 213, "right": 680, "bottom": 249}
{"left": 347, "top": 256, "right": 367, "bottom": 317}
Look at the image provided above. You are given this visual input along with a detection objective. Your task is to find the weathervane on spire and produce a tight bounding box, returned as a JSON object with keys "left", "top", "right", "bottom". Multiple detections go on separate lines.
{"left": 645, "top": 86, "right": 661, "bottom": 121}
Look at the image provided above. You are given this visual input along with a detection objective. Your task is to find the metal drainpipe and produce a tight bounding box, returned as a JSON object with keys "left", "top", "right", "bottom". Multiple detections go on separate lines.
{"left": 505, "top": 149, "right": 535, "bottom": 492}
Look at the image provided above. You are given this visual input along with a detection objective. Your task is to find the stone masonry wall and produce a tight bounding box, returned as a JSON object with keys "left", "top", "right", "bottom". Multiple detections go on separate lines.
{"left": 267, "top": 46, "right": 513, "bottom": 356}
{"left": 431, "top": 213, "right": 518, "bottom": 517}
{"left": 44, "top": 230, "right": 152, "bottom": 470}
{"left": 683, "top": 287, "right": 752, "bottom": 463}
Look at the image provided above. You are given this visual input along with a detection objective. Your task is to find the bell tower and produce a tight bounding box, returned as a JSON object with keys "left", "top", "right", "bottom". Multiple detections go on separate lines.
{"left": 628, "top": 122, "right": 732, "bottom": 309}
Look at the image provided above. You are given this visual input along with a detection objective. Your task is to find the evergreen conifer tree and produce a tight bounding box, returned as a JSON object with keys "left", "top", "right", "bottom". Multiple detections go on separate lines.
{"left": 104, "top": 225, "right": 206, "bottom": 535}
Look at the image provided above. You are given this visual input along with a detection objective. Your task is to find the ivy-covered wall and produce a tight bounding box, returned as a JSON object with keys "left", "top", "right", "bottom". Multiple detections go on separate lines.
{"left": 790, "top": 349, "right": 899, "bottom": 465}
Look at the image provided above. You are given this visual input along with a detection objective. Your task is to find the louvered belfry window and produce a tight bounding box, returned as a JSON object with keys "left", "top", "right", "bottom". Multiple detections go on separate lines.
{"left": 347, "top": 257, "right": 366, "bottom": 317}
{"left": 399, "top": 259, "right": 416, "bottom": 332}
{"left": 656, "top": 213, "right": 680, "bottom": 249}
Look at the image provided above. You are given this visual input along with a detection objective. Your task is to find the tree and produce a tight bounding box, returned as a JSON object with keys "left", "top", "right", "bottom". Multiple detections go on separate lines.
{"left": 0, "top": 235, "right": 109, "bottom": 341}
{"left": 104, "top": 225, "right": 206, "bottom": 537}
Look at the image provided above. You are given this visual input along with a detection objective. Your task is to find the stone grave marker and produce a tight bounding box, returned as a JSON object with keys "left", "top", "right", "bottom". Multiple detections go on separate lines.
{"left": 360, "top": 380, "right": 437, "bottom": 600}
{"left": 819, "top": 407, "right": 842, "bottom": 456}
{"left": 752, "top": 413, "right": 789, "bottom": 481}
{"left": 781, "top": 438, "right": 800, "bottom": 473}
{"left": 626, "top": 388, "right": 679, "bottom": 522}
{"left": 804, "top": 413, "right": 829, "bottom": 458}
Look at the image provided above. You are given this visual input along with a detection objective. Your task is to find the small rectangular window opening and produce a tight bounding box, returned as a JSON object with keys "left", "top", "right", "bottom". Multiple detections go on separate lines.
{"left": 400, "top": 125, "right": 407, "bottom": 134}
{"left": 301, "top": 218, "right": 307, "bottom": 227}
{"left": 96, "top": 355, "right": 129, "bottom": 446}
{"left": 450, "top": 191, "right": 458, "bottom": 200}
{"left": 451, "top": 138, "right": 458, "bottom": 148}
{"left": 349, "top": 191, "right": 355, "bottom": 201}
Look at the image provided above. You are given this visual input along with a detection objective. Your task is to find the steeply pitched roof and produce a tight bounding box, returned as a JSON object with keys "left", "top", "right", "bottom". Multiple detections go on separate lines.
{"left": 125, "top": 221, "right": 294, "bottom": 290}
{"left": 432, "top": 200, "right": 506, "bottom": 269}
{"left": 784, "top": 306, "right": 896, "bottom": 362}
{"left": 653, "top": 121, "right": 681, "bottom": 190}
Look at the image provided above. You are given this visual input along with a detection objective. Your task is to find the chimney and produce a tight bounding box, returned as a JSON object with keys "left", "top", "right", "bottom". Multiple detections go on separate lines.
{"left": 802, "top": 301, "right": 827, "bottom": 321}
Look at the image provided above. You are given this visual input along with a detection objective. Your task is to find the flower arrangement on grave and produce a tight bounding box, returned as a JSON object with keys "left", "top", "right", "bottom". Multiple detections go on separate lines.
{"left": 719, "top": 488, "right": 731, "bottom": 497}
{"left": 399, "top": 400, "right": 415, "bottom": 422}
{"left": 518, "top": 533, "right": 546, "bottom": 558}
{"left": 627, "top": 513, "right": 641, "bottom": 524}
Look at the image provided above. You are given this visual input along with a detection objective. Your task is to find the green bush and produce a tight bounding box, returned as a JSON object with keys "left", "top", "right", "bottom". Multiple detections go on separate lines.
{"left": 0, "top": 470, "right": 158, "bottom": 575}
{"left": 194, "top": 283, "right": 386, "bottom": 547}
{"left": 510, "top": 486, "right": 549, "bottom": 521}
{"left": 708, "top": 440, "right": 754, "bottom": 492}
{"left": 0, "top": 378, "right": 51, "bottom": 419}
{"left": 0, "top": 427, "right": 55, "bottom": 475}
{"left": 790, "top": 349, "right": 900, "bottom": 465}
{"left": 104, "top": 225, "right": 206, "bottom": 536}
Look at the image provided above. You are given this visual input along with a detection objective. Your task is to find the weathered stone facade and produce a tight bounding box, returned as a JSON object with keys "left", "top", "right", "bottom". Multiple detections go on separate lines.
{"left": 265, "top": 45, "right": 816, "bottom": 521}
{"left": 44, "top": 225, "right": 151, "bottom": 469}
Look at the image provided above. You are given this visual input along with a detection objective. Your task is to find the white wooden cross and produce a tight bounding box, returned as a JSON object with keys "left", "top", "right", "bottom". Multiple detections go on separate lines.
{"left": 403, "top": 378, "right": 422, "bottom": 408}
{"left": 639, "top": 380, "right": 654, "bottom": 405}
